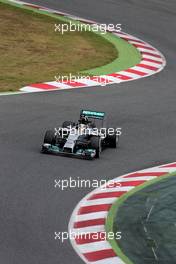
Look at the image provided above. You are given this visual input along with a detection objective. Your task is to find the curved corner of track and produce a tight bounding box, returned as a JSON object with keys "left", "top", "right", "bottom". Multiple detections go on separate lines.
{"left": 6, "top": 0, "right": 166, "bottom": 94}
{"left": 69, "top": 162, "right": 176, "bottom": 264}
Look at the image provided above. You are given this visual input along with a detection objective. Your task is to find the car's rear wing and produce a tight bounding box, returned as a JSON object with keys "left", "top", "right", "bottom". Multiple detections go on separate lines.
{"left": 80, "top": 110, "right": 105, "bottom": 120}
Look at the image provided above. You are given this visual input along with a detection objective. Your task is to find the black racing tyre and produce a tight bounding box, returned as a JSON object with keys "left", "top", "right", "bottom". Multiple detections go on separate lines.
{"left": 44, "top": 130, "right": 56, "bottom": 145}
{"left": 106, "top": 133, "right": 118, "bottom": 148}
{"left": 90, "top": 136, "right": 101, "bottom": 158}
{"left": 62, "top": 121, "right": 75, "bottom": 128}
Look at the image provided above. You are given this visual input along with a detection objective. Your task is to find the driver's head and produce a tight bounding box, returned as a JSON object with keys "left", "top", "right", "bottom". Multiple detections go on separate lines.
{"left": 80, "top": 115, "right": 89, "bottom": 125}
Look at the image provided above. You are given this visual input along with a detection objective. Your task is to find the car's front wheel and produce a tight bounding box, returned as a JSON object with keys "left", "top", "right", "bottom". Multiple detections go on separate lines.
{"left": 106, "top": 133, "right": 118, "bottom": 148}
{"left": 44, "top": 130, "right": 56, "bottom": 145}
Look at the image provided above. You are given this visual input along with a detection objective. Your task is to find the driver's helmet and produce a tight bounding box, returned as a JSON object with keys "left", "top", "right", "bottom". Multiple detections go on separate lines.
{"left": 79, "top": 115, "right": 89, "bottom": 125}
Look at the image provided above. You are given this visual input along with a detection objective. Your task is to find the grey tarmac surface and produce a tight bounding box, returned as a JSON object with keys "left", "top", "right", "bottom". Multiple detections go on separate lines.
{"left": 0, "top": 0, "right": 176, "bottom": 263}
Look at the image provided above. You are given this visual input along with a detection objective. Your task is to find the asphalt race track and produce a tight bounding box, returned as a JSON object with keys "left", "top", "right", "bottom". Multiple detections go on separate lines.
{"left": 0, "top": 1, "right": 176, "bottom": 263}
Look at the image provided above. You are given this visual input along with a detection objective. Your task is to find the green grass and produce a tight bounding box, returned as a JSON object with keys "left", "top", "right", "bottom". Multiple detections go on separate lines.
{"left": 84, "top": 33, "right": 141, "bottom": 76}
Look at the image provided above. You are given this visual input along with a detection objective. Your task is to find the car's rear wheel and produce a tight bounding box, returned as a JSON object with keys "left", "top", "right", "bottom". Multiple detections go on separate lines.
{"left": 62, "top": 121, "right": 75, "bottom": 128}
{"left": 90, "top": 136, "right": 101, "bottom": 158}
{"left": 44, "top": 130, "right": 56, "bottom": 145}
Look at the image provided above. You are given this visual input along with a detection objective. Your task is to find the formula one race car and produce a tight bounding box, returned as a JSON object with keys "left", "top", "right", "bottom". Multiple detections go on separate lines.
{"left": 41, "top": 110, "right": 120, "bottom": 159}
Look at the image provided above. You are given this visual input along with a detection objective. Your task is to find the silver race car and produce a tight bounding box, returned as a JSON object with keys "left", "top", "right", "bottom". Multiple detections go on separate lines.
{"left": 41, "top": 110, "right": 120, "bottom": 159}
